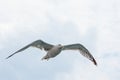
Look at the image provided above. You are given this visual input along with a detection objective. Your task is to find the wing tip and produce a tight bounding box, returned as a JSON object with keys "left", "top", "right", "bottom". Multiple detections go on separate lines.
{"left": 93, "top": 58, "right": 97, "bottom": 66}
{"left": 5, "top": 52, "right": 17, "bottom": 59}
{"left": 5, "top": 55, "right": 11, "bottom": 59}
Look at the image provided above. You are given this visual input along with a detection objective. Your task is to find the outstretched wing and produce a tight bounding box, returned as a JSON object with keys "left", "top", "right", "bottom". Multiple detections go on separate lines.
{"left": 6, "top": 40, "right": 54, "bottom": 59}
{"left": 62, "top": 44, "right": 97, "bottom": 65}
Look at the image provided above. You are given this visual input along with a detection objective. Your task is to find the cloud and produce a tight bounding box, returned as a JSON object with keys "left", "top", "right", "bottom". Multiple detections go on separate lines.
{"left": 96, "top": 24, "right": 120, "bottom": 56}
{"left": 0, "top": 0, "right": 120, "bottom": 80}
{"left": 48, "top": 0, "right": 97, "bottom": 36}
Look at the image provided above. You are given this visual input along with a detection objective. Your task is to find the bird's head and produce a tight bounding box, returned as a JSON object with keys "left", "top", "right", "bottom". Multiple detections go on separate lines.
{"left": 57, "top": 44, "right": 63, "bottom": 49}
{"left": 58, "top": 44, "right": 62, "bottom": 46}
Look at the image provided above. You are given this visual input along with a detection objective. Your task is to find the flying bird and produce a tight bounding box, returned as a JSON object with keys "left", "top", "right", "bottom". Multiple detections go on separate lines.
{"left": 6, "top": 40, "right": 97, "bottom": 65}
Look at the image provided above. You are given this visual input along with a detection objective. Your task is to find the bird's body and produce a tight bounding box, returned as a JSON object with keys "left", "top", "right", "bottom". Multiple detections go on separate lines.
{"left": 6, "top": 40, "right": 97, "bottom": 65}
{"left": 42, "top": 44, "right": 63, "bottom": 60}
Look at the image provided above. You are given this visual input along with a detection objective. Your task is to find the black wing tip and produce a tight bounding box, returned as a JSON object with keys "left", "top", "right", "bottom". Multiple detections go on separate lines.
{"left": 5, "top": 55, "right": 12, "bottom": 59}
{"left": 6, "top": 56, "right": 10, "bottom": 59}
{"left": 5, "top": 52, "right": 17, "bottom": 59}
{"left": 93, "top": 58, "right": 97, "bottom": 66}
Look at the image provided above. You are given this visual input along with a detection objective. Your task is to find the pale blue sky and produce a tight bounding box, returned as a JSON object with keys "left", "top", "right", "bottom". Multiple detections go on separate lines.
{"left": 0, "top": 0, "right": 120, "bottom": 80}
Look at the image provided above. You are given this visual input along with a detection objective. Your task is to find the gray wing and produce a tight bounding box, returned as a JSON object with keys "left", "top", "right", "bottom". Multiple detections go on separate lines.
{"left": 62, "top": 44, "right": 97, "bottom": 65}
{"left": 6, "top": 40, "right": 54, "bottom": 59}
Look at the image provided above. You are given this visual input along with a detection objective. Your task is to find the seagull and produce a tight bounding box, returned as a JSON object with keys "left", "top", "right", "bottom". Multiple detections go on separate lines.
{"left": 6, "top": 40, "right": 97, "bottom": 65}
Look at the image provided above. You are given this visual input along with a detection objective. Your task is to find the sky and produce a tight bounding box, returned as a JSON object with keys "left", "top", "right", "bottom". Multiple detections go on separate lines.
{"left": 0, "top": 0, "right": 120, "bottom": 80}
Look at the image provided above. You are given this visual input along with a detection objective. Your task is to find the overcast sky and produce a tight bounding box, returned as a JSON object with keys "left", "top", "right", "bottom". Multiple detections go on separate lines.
{"left": 0, "top": 0, "right": 120, "bottom": 80}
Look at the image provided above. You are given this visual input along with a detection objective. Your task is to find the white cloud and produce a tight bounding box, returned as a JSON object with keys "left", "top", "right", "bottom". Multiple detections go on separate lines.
{"left": 55, "top": 60, "right": 110, "bottom": 80}
{"left": 47, "top": 0, "right": 97, "bottom": 36}
{"left": 0, "top": 0, "right": 120, "bottom": 80}
{"left": 97, "top": 27, "right": 120, "bottom": 56}
{"left": 0, "top": 23, "right": 17, "bottom": 42}
{"left": 55, "top": 55, "right": 120, "bottom": 80}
